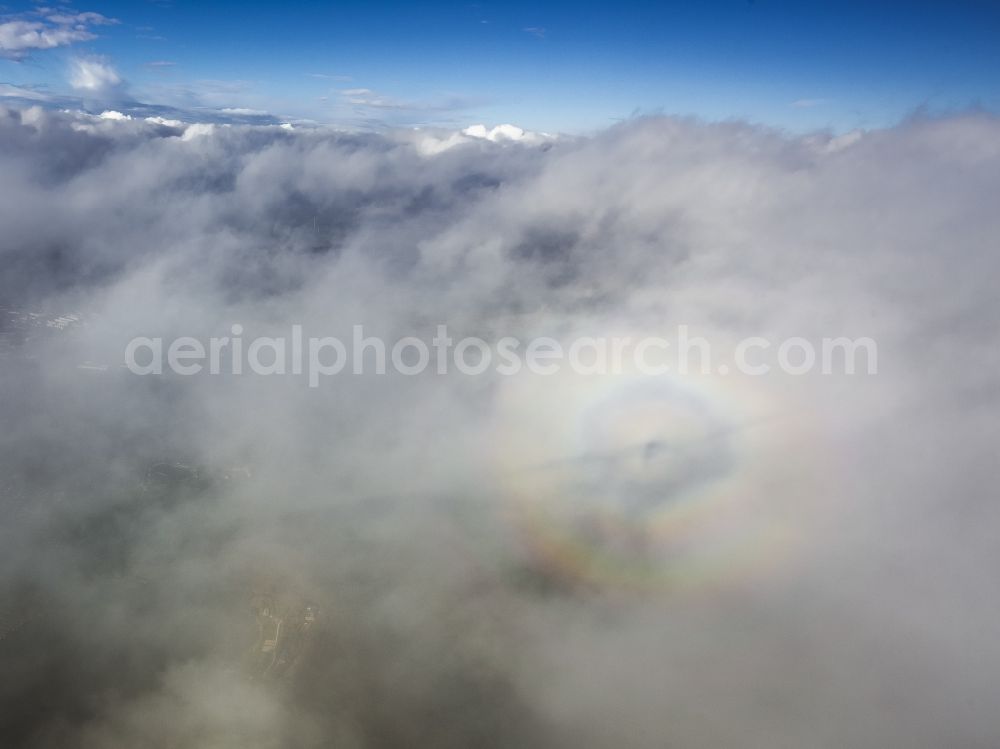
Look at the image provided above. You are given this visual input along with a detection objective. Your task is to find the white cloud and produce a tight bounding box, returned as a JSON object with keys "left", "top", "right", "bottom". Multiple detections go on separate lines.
{"left": 463, "top": 123, "right": 528, "bottom": 141}
{"left": 144, "top": 115, "right": 183, "bottom": 128}
{"left": 0, "top": 19, "right": 93, "bottom": 53}
{"left": 0, "top": 9, "right": 116, "bottom": 58}
{"left": 219, "top": 107, "right": 270, "bottom": 116}
{"left": 69, "top": 56, "right": 123, "bottom": 92}
{"left": 411, "top": 123, "right": 550, "bottom": 155}
{"left": 181, "top": 122, "right": 217, "bottom": 140}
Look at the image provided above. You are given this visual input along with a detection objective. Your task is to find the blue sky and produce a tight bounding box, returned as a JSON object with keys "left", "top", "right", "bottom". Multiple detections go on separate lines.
{"left": 1, "top": 0, "right": 999, "bottom": 132}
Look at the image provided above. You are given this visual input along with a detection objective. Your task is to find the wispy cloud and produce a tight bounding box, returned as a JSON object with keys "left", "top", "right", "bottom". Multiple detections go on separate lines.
{"left": 0, "top": 82, "right": 53, "bottom": 101}
{"left": 310, "top": 73, "right": 353, "bottom": 82}
{"left": 0, "top": 8, "right": 117, "bottom": 59}
{"left": 334, "top": 87, "right": 479, "bottom": 126}
{"left": 218, "top": 107, "right": 270, "bottom": 117}
{"left": 339, "top": 87, "right": 408, "bottom": 109}
{"left": 523, "top": 26, "right": 546, "bottom": 39}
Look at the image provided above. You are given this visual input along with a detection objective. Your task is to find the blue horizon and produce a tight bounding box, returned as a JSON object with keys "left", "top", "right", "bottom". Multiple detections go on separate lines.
{"left": 1, "top": 0, "right": 998, "bottom": 134}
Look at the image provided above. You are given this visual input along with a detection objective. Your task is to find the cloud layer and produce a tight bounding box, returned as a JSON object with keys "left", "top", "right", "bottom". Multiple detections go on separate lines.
{"left": 1, "top": 105, "right": 999, "bottom": 748}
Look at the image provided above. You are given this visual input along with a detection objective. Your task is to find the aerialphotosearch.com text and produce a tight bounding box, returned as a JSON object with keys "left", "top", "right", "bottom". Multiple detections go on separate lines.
{"left": 124, "top": 325, "right": 878, "bottom": 386}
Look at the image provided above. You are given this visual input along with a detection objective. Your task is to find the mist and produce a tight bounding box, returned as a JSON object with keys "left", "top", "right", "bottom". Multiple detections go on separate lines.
{"left": 1, "top": 104, "right": 999, "bottom": 748}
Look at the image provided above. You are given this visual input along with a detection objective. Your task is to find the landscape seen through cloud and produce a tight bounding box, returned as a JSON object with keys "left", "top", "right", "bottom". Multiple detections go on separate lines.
{"left": 1, "top": 2, "right": 999, "bottom": 748}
